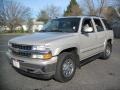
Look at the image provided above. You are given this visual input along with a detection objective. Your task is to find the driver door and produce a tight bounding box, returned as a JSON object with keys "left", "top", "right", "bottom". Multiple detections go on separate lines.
{"left": 79, "top": 18, "right": 98, "bottom": 60}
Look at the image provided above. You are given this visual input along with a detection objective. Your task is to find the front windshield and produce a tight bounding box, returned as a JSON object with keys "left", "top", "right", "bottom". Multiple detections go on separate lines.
{"left": 41, "top": 18, "right": 80, "bottom": 33}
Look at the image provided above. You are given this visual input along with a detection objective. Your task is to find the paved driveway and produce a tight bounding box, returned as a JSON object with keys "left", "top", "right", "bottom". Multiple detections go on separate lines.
{"left": 0, "top": 34, "right": 120, "bottom": 90}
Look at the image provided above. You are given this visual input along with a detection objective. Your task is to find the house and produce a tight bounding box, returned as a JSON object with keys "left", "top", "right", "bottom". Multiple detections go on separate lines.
{"left": 0, "top": 26, "right": 10, "bottom": 32}
{"left": 32, "top": 20, "right": 44, "bottom": 32}
{"left": 21, "top": 20, "right": 44, "bottom": 32}
{"left": 0, "top": 20, "right": 44, "bottom": 33}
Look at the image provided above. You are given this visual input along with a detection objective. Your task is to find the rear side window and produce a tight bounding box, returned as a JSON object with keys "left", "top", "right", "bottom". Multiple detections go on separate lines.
{"left": 93, "top": 19, "right": 104, "bottom": 32}
{"left": 102, "top": 19, "right": 112, "bottom": 30}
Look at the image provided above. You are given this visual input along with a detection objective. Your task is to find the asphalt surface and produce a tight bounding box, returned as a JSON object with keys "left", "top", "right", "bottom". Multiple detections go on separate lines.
{"left": 0, "top": 34, "right": 120, "bottom": 90}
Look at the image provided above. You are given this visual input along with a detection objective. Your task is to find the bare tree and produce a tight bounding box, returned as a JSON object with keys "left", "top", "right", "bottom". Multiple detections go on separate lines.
{"left": 115, "top": 8, "right": 120, "bottom": 17}
{"left": 37, "top": 5, "right": 61, "bottom": 22}
{"left": 86, "top": 0, "right": 95, "bottom": 15}
{"left": 80, "top": 0, "right": 107, "bottom": 16}
{"left": 98, "top": 0, "right": 107, "bottom": 16}
{"left": 47, "top": 5, "right": 61, "bottom": 19}
{"left": 37, "top": 10, "right": 49, "bottom": 22}
{"left": 108, "top": 0, "right": 120, "bottom": 17}
{"left": 27, "top": 18, "right": 33, "bottom": 32}
{"left": 102, "top": 7, "right": 116, "bottom": 20}
{"left": 0, "top": 0, "right": 5, "bottom": 26}
{"left": 0, "top": 0, "right": 31, "bottom": 32}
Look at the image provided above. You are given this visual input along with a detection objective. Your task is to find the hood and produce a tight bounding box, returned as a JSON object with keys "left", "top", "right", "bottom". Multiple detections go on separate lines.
{"left": 9, "top": 32, "right": 74, "bottom": 45}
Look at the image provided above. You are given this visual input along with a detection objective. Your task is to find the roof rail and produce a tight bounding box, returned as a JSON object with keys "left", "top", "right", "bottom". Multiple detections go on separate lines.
{"left": 82, "top": 15, "right": 104, "bottom": 18}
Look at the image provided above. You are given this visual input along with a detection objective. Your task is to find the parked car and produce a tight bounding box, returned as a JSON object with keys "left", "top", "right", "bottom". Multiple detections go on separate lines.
{"left": 7, "top": 16, "right": 113, "bottom": 82}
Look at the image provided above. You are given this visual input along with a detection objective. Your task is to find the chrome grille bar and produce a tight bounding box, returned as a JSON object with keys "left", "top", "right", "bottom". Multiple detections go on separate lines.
{"left": 10, "top": 43, "right": 32, "bottom": 57}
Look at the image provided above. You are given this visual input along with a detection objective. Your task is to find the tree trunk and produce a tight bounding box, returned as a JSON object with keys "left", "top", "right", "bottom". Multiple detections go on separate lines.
{"left": 9, "top": 25, "right": 14, "bottom": 33}
{"left": 115, "top": 8, "right": 120, "bottom": 18}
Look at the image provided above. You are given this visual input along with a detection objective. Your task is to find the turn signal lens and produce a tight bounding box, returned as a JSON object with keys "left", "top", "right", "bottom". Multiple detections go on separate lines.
{"left": 43, "top": 52, "right": 52, "bottom": 60}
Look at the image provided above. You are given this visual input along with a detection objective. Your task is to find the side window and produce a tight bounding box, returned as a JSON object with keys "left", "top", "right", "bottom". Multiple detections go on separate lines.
{"left": 94, "top": 19, "right": 104, "bottom": 32}
{"left": 102, "top": 19, "right": 112, "bottom": 30}
{"left": 81, "top": 18, "right": 94, "bottom": 33}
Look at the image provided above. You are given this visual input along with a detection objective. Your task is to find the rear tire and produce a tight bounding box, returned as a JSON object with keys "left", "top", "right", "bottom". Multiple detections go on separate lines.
{"left": 100, "top": 42, "right": 112, "bottom": 60}
{"left": 54, "top": 52, "right": 76, "bottom": 82}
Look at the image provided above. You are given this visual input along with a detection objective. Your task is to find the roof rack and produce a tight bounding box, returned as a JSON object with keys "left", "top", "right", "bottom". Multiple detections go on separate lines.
{"left": 54, "top": 15, "right": 105, "bottom": 19}
{"left": 83, "top": 15, "right": 104, "bottom": 18}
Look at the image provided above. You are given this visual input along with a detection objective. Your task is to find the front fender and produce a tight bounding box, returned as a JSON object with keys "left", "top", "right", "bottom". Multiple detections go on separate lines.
{"left": 51, "top": 43, "right": 80, "bottom": 56}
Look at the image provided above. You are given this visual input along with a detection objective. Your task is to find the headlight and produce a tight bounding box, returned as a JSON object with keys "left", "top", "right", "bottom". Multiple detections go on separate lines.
{"left": 32, "top": 45, "right": 52, "bottom": 60}
{"left": 32, "top": 45, "right": 46, "bottom": 51}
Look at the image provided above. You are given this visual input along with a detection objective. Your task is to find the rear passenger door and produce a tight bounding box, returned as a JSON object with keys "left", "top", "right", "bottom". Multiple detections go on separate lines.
{"left": 93, "top": 18, "right": 106, "bottom": 52}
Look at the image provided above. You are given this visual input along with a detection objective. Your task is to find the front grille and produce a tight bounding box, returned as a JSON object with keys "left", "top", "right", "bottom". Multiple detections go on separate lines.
{"left": 12, "top": 43, "right": 32, "bottom": 50}
{"left": 11, "top": 43, "right": 32, "bottom": 57}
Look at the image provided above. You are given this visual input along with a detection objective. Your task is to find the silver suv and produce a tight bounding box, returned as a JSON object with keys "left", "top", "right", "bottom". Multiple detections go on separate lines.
{"left": 7, "top": 16, "right": 114, "bottom": 82}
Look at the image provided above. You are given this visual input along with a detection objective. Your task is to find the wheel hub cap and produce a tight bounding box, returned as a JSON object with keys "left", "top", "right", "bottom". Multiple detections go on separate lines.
{"left": 62, "top": 59, "right": 74, "bottom": 77}
{"left": 106, "top": 46, "right": 111, "bottom": 56}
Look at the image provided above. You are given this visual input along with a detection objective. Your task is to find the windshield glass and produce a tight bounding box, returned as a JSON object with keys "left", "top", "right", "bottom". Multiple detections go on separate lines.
{"left": 41, "top": 18, "right": 80, "bottom": 33}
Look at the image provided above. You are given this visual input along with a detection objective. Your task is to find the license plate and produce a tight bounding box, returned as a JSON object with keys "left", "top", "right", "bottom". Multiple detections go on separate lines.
{"left": 13, "top": 59, "right": 20, "bottom": 68}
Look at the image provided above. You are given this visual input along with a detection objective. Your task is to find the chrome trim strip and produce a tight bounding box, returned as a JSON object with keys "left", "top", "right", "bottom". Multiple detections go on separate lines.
{"left": 10, "top": 47, "right": 50, "bottom": 54}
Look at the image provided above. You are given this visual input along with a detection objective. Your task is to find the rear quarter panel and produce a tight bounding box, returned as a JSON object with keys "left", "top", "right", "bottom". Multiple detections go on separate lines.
{"left": 105, "top": 30, "right": 114, "bottom": 44}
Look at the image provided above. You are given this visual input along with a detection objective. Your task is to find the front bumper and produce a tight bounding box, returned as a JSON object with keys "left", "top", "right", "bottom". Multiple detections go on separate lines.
{"left": 6, "top": 52, "right": 57, "bottom": 79}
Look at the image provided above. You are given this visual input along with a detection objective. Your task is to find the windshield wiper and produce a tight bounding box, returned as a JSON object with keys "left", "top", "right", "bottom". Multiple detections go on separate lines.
{"left": 39, "top": 30, "right": 47, "bottom": 32}
{"left": 40, "top": 29, "right": 63, "bottom": 32}
{"left": 50, "top": 29, "right": 63, "bottom": 32}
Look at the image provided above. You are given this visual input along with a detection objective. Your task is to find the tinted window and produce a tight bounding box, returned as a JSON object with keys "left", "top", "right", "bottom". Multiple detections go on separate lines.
{"left": 81, "top": 18, "right": 94, "bottom": 33}
{"left": 94, "top": 19, "right": 104, "bottom": 32}
{"left": 41, "top": 18, "right": 80, "bottom": 33}
{"left": 102, "top": 19, "right": 112, "bottom": 30}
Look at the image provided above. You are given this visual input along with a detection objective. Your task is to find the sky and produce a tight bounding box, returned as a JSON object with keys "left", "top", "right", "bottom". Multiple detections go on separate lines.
{"left": 13, "top": 0, "right": 71, "bottom": 18}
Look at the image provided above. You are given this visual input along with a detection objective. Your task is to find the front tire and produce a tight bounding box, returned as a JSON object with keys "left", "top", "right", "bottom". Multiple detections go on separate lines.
{"left": 54, "top": 52, "right": 76, "bottom": 82}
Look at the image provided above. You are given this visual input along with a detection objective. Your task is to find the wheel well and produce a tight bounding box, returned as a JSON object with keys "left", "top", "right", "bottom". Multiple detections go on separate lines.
{"left": 107, "top": 39, "right": 112, "bottom": 44}
{"left": 60, "top": 47, "right": 78, "bottom": 54}
{"left": 59, "top": 47, "right": 80, "bottom": 68}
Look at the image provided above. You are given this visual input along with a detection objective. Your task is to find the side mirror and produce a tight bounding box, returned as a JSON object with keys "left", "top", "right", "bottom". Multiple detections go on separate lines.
{"left": 83, "top": 27, "right": 93, "bottom": 33}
